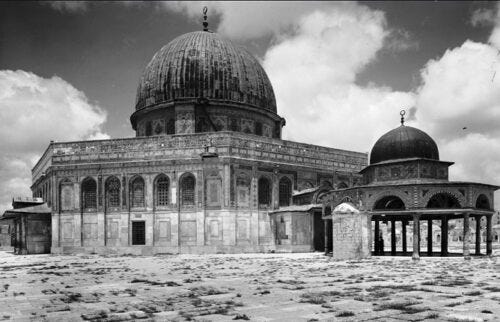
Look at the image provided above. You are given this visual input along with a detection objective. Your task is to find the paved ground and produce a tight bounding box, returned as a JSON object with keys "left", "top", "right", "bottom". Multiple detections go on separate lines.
{"left": 0, "top": 251, "right": 499, "bottom": 321}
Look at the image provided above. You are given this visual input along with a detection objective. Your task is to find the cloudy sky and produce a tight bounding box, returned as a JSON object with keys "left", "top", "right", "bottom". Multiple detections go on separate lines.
{"left": 1, "top": 1, "right": 500, "bottom": 212}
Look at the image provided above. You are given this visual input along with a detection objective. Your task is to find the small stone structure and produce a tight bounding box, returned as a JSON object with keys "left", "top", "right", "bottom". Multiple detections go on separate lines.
{"left": 2, "top": 198, "right": 51, "bottom": 254}
{"left": 327, "top": 203, "right": 371, "bottom": 260}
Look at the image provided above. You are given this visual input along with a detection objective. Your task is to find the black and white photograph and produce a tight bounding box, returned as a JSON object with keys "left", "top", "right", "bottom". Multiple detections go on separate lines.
{"left": 0, "top": 1, "right": 499, "bottom": 321}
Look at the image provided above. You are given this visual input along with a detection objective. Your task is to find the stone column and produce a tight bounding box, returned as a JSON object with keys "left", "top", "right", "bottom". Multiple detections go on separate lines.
{"left": 412, "top": 214, "right": 420, "bottom": 260}
{"left": 402, "top": 220, "right": 407, "bottom": 254}
{"left": 441, "top": 215, "right": 448, "bottom": 256}
{"left": 391, "top": 219, "right": 396, "bottom": 256}
{"left": 475, "top": 216, "right": 481, "bottom": 255}
{"left": 486, "top": 214, "right": 493, "bottom": 256}
{"left": 463, "top": 213, "right": 471, "bottom": 260}
{"left": 374, "top": 219, "right": 380, "bottom": 255}
{"left": 427, "top": 219, "right": 433, "bottom": 256}
{"left": 324, "top": 220, "right": 328, "bottom": 255}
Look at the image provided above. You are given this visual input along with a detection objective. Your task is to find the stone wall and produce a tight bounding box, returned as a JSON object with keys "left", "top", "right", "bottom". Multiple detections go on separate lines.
{"left": 331, "top": 211, "right": 371, "bottom": 260}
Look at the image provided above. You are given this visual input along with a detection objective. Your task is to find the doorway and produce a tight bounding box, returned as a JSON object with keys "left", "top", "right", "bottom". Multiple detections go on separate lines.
{"left": 132, "top": 221, "right": 145, "bottom": 245}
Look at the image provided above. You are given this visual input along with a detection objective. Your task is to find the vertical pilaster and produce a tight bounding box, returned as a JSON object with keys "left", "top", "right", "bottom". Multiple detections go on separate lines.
{"left": 412, "top": 214, "right": 420, "bottom": 260}
{"left": 374, "top": 219, "right": 380, "bottom": 255}
{"left": 463, "top": 213, "right": 471, "bottom": 260}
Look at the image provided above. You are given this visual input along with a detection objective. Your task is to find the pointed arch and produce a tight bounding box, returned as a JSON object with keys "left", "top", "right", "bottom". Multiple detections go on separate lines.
{"left": 105, "top": 176, "right": 121, "bottom": 209}
{"left": 155, "top": 174, "right": 170, "bottom": 207}
{"left": 130, "top": 176, "right": 145, "bottom": 208}
{"left": 180, "top": 173, "right": 196, "bottom": 206}
{"left": 258, "top": 176, "right": 272, "bottom": 208}
{"left": 279, "top": 176, "right": 292, "bottom": 207}
{"left": 81, "top": 177, "right": 97, "bottom": 210}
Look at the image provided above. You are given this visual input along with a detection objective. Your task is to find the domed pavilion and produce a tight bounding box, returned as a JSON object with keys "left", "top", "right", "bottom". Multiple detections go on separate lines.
{"left": 317, "top": 112, "right": 498, "bottom": 259}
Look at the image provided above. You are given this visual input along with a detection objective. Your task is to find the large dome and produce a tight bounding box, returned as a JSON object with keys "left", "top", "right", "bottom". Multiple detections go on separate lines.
{"left": 135, "top": 31, "right": 277, "bottom": 113}
{"left": 370, "top": 125, "right": 439, "bottom": 164}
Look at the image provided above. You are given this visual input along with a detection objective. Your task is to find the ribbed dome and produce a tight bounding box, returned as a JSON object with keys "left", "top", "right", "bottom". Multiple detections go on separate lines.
{"left": 135, "top": 31, "right": 277, "bottom": 113}
{"left": 370, "top": 125, "right": 439, "bottom": 164}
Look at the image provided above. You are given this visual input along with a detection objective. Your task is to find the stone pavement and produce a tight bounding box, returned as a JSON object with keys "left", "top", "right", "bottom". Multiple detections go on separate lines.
{"left": 0, "top": 251, "right": 499, "bottom": 321}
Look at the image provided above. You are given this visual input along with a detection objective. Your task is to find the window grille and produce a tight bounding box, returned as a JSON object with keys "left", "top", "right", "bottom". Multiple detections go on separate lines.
{"left": 279, "top": 177, "right": 292, "bottom": 207}
{"left": 130, "top": 177, "right": 145, "bottom": 208}
{"left": 181, "top": 175, "right": 195, "bottom": 206}
{"left": 156, "top": 176, "right": 169, "bottom": 206}
{"left": 82, "top": 178, "right": 97, "bottom": 209}
{"left": 258, "top": 177, "right": 271, "bottom": 207}
{"left": 106, "top": 177, "right": 120, "bottom": 208}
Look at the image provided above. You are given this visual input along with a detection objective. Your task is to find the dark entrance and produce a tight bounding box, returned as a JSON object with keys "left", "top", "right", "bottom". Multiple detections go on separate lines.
{"left": 132, "top": 221, "right": 145, "bottom": 245}
{"left": 312, "top": 211, "right": 325, "bottom": 251}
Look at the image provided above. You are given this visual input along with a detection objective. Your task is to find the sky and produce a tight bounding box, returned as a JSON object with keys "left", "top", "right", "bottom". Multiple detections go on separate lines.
{"left": 1, "top": 1, "right": 500, "bottom": 213}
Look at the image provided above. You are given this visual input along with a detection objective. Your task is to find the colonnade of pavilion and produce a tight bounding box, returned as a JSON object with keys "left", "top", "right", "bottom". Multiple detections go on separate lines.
{"left": 371, "top": 209, "right": 494, "bottom": 260}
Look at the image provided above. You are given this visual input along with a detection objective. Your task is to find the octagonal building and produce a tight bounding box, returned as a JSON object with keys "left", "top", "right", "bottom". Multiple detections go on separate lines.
{"left": 25, "top": 26, "right": 366, "bottom": 255}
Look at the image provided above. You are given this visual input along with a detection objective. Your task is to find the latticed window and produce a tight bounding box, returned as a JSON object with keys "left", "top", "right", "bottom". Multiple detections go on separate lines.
{"left": 106, "top": 176, "right": 120, "bottom": 208}
{"left": 279, "top": 177, "right": 292, "bottom": 207}
{"left": 130, "top": 177, "right": 145, "bottom": 208}
{"left": 181, "top": 174, "right": 195, "bottom": 206}
{"left": 156, "top": 175, "right": 169, "bottom": 206}
{"left": 258, "top": 177, "right": 271, "bottom": 208}
{"left": 82, "top": 178, "right": 97, "bottom": 209}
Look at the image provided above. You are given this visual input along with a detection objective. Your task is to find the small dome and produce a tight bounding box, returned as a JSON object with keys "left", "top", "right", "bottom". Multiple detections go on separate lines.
{"left": 135, "top": 31, "right": 277, "bottom": 113}
{"left": 370, "top": 125, "right": 439, "bottom": 164}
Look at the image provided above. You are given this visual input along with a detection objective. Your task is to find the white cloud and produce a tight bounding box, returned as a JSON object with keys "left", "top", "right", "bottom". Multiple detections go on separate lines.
{"left": 0, "top": 70, "right": 108, "bottom": 214}
{"left": 470, "top": 7, "right": 497, "bottom": 27}
{"left": 262, "top": 4, "right": 415, "bottom": 152}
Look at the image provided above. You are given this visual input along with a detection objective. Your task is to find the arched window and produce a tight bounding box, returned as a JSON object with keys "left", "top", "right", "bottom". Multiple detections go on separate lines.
{"left": 180, "top": 174, "right": 195, "bottom": 206}
{"left": 81, "top": 177, "right": 97, "bottom": 210}
{"left": 374, "top": 196, "right": 405, "bottom": 210}
{"left": 155, "top": 174, "right": 170, "bottom": 206}
{"left": 426, "top": 193, "right": 460, "bottom": 209}
{"left": 105, "top": 176, "right": 121, "bottom": 208}
{"left": 258, "top": 177, "right": 271, "bottom": 208}
{"left": 279, "top": 177, "right": 292, "bottom": 207}
{"left": 476, "top": 194, "right": 490, "bottom": 210}
{"left": 130, "top": 176, "right": 145, "bottom": 208}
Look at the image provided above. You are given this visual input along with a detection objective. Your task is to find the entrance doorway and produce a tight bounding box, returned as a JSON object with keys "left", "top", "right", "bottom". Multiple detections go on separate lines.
{"left": 312, "top": 212, "right": 325, "bottom": 251}
{"left": 132, "top": 221, "right": 145, "bottom": 245}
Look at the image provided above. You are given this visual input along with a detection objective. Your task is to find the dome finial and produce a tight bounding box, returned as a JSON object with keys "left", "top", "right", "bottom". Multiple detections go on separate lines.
{"left": 202, "top": 6, "right": 209, "bottom": 32}
{"left": 400, "top": 110, "right": 406, "bottom": 126}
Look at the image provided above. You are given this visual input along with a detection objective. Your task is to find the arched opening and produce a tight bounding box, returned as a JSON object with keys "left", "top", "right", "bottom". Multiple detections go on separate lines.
{"left": 374, "top": 196, "right": 405, "bottom": 210}
{"left": 81, "top": 177, "right": 97, "bottom": 210}
{"left": 258, "top": 177, "right": 271, "bottom": 208}
{"left": 105, "top": 176, "right": 121, "bottom": 209}
{"left": 155, "top": 174, "right": 170, "bottom": 207}
{"left": 475, "top": 194, "right": 490, "bottom": 210}
{"left": 180, "top": 174, "right": 195, "bottom": 206}
{"left": 130, "top": 176, "right": 145, "bottom": 208}
{"left": 426, "top": 193, "right": 461, "bottom": 208}
{"left": 279, "top": 177, "right": 292, "bottom": 207}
